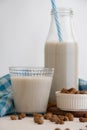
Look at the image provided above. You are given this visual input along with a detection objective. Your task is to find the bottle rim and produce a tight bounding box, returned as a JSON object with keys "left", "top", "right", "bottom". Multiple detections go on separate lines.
{"left": 51, "top": 8, "right": 73, "bottom": 16}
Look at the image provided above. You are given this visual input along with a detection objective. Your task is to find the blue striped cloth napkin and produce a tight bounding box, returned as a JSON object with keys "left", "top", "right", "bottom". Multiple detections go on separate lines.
{"left": 0, "top": 74, "right": 15, "bottom": 117}
{"left": 79, "top": 78, "right": 87, "bottom": 91}
{"left": 0, "top": 74, "right": 87, "bottom": 117}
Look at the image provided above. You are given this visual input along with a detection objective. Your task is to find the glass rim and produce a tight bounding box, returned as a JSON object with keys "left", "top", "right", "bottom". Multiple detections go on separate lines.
{"left": 9, "top": 66, "right": 54, "bottom": 71}
{"left": 51, "top": 8, "right": 73, "bottom": 16}
{"left": 9, "top": 66, "right": 54, "bottom": 77}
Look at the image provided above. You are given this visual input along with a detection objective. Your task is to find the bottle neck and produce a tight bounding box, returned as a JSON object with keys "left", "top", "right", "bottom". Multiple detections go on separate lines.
{"left": 47, "top": 9, "right": 75, "bottom": 43}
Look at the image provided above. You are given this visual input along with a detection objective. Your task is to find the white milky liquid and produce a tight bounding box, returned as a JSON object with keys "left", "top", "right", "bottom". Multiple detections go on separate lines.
{"left": 11, "top": 76, "right": 52, "bottom": 113}
{"left": 45, "top": 42, "right": 78, "bottom": 102}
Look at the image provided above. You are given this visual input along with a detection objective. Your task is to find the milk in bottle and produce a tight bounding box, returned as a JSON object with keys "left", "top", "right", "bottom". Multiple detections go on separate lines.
{"left": 45, "top": 8, "right": 78, "bottom": 102}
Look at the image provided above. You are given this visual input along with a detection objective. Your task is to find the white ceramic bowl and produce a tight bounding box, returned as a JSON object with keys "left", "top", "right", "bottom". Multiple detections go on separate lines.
{"left": 55, "top": 91, "right": 87, "bottom": 111}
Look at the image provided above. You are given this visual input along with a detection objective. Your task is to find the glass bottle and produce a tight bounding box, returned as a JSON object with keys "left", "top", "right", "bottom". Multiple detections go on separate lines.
{"left": 45, "top": 8, "right": 78, "bottom": 103}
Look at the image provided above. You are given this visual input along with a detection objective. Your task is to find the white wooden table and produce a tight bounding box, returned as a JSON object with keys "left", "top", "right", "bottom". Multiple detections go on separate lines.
{"left": 0, "top": 116, "right": 87, "bottom": 130}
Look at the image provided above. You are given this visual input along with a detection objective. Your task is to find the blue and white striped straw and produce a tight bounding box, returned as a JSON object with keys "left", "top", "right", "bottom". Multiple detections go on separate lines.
{"left": 51, "top": 0, "right": 63, "bottom": 42}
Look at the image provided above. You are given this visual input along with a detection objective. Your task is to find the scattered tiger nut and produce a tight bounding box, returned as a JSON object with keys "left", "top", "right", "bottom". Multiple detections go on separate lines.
{"left": 20, "top": 113, "right": 26, "bottom": 118}
{"left": 33, "top": 113, "right": 43, "bottom": 118}
{"left": 79, "top": 117, "right": 87, "bottom": 122}
{"left": 57, "top": 115, "right": 68, "bottom": 121}
{"left": 59, "top": 120, "right": 64, "bottom": 124}
{"left": 55, "top": 128, "right": 61, "bottom": 130}
{"left": 37, "top": 119, "right": 44, "bottom": 124}
{"left": 44, "top": 112, "right": 53, "bottom": 120}
{"left": 65, "top": 128, "right": 70, "bottom": 130}
{"left": 50, "top": 114, "right": 58, "bottom": 122}
{"left": 58, "top": 115, "right": 65, "bottom": 121}
{"left": 65, "top": 113, "right": 74, "bottom": 121}
{"left": 84, "top": 113, "right": 87, "bottom": 118}
{"left": 33, "top": 113, "right": 44, "bottom": 124}
{"left": 18, "top": 114, "right": 23, "bottom": 120}
{"left": 55, "top": 117, "right": 61, "bottom": 124}
{"left": 10, "top": 115, "right": 17, "bottom": 120}
{"left": 63, "top": 116, "right": 69, "bottom": 121}
{"left": 34, "top": 116, "right": 44, "bottom": 124}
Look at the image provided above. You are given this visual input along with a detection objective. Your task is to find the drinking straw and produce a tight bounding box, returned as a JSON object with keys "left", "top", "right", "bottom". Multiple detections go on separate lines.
{"left": 51, "top": 0, "right": 62, "bottom": 42}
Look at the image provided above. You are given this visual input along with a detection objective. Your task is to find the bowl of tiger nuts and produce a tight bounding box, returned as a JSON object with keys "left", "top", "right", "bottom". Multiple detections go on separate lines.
{"left": 55, "top": 88, "right": 87, "bottom": 111}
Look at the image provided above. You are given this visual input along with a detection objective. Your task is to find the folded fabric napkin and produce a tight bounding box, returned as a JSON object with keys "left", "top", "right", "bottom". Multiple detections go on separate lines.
{"left": 0, "top": 74, "right": 15, "bottom": 117}
{"left": 0, "top": 74, "right": 87, "bottom": 117}
{"left": 79, "top": 78, "right": 87, "bottom": 91}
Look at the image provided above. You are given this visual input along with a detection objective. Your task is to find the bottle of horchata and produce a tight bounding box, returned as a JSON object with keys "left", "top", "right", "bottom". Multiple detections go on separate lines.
{"left": 45, "top": 8, "right": 78, "bottom": 103}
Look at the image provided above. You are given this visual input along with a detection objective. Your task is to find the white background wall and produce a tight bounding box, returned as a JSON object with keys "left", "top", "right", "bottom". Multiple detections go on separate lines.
{"left": 0, "top": 0, "right": 87, "bottom": 80}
